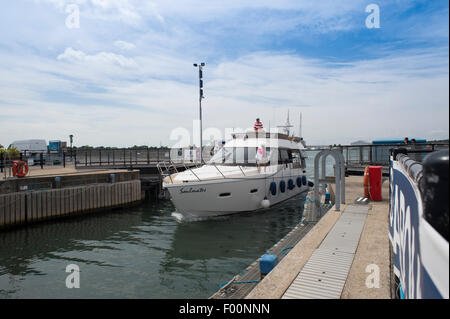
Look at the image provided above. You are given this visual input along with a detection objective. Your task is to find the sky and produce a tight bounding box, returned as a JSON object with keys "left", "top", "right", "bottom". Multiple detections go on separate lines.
{"left": 0, "top": 0, "right": 448, "bottom": 147}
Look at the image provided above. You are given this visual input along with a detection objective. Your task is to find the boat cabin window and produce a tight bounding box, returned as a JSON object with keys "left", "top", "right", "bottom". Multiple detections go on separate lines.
{"left": 208, "top": 146, "right": 304, "bottom": 166}
{"left": 278, "top": 149, "right": 292, "bottom": 164}
{"left": 278, "top": 148, "right": 305, "bottom": 167}
{"left": 291, "top": 149, "right": 304, "bottom": 168}
{"left": 247, "top": 147, "right": 257, "bottom": 164}
{"left": 208, "top": 147, "right": 273, "bottom": 166}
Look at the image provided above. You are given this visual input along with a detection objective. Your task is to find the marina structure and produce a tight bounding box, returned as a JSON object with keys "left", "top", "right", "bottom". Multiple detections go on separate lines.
{"left": 0, "top": 168, "right": 141, "bottom": 230}
{"left": 0, "top": 139, "right": 448, "bottom": 300}
{"left": 213, "top": 147, "right": 448, "bottom": 299}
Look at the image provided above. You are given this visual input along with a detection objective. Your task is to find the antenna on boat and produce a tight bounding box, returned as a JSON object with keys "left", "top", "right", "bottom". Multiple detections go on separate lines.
{"left": 277, "top": 109, "right": 293, "bottom": 135}
{"left": 193, "top": 62, "right": 205, "bottom": 163}
{"left": 299, "top": 112, "right": 302, "bottom": 138}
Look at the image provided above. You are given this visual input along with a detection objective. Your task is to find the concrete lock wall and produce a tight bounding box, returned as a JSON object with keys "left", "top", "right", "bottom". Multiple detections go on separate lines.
{"left": 0, "top": 180, "right": 141, "bottom": 230}
{"left": 0, "top": 170, "right": 140, "bottom": 194}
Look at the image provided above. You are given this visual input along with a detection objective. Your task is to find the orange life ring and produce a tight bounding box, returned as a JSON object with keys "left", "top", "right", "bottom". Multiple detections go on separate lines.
{"left": 363, "top": 166, "right": 370, "bottom": 198}
{"left": 12, "top": 161, "right": 29, "bottom": 178}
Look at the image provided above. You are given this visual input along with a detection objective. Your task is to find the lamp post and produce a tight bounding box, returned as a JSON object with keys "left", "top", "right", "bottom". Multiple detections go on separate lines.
{"left": 193, "top": 62, "right": 205, "bottom": 163}
{"left": 69, "top": 134, "right": 73, "bottom": 161}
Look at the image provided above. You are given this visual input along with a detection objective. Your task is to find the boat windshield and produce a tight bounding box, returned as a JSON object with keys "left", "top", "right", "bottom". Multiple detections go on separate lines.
{"left": 208, "top": 147, "right": 276, "bottom": 166}
{"left": 208, "top": 146, "right": 306, "bottom": 168}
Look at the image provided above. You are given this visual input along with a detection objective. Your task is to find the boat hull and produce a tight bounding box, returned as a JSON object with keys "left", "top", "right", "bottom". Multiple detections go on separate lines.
{"left": 164, "top": 174, "right": 310, "bottom": 217}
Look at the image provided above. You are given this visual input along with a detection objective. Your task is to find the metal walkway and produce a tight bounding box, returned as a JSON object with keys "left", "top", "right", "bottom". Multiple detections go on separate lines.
{"left": 282, "top": 205, "right": 369, "bottom": 299}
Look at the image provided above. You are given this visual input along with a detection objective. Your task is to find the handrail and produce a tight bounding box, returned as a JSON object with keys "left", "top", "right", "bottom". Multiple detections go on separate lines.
{"left": 238, "top": 165, "right": 246, "bottom": 176}
{"left": 164, "top": 163, "right": 286, "bottom": 184}
{"left": 212, "top": 163, "right": 226, "bottom": 179}
{"left": 69, "top": 142, "right": 448, "bottom": 169}
{"left": 157, "top": 161, "right": 181, "bottom": 184}
{"left": 305, "top": 142, "right": 449, "bottom": 149}
{"left": 180, "top": 162, "right": 202, "bottom": 182}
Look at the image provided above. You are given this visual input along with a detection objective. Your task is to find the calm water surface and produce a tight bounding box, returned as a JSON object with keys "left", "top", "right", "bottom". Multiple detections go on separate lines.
{"left": 0, "top": 151, "right": 333, "bottom": 299}
{"left": 0, "top": 197, "right": 307, "bottom": 298}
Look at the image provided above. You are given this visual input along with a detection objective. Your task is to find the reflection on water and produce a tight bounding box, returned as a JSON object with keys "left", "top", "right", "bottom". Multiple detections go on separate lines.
{"left": 0, "top": 151, "right": 325, "bottom": 299}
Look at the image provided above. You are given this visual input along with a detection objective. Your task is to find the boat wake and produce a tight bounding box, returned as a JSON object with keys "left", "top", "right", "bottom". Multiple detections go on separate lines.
{"left": 171, "top": 212, "right": 185, "bottom": 222}
{"left": 171, "top": 211, "right": 229, "bottom": 223}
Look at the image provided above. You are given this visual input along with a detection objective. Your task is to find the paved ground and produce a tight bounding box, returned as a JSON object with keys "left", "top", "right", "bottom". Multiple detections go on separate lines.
{"left": 340, "top": 176, "right": 391, "bottom": 298}
{"left": 246, "top": 175, "right": 391, "bottom": 299}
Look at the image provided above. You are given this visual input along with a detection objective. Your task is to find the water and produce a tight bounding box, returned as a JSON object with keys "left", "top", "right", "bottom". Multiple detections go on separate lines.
{"left": 0, "top": 151, "right": 332, "bottom": 299}
{"left": 1, "top": 197, "right": 309, "bottom": 298}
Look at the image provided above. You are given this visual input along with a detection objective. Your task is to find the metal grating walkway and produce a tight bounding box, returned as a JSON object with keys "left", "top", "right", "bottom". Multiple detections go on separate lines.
{"left": 282, "top": 205, "right": 369, "bottom": 299}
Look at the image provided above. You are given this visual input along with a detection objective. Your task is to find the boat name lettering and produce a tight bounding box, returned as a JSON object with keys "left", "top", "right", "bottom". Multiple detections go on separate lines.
{"left": 180, "top": 187, "right": 206, "bottom": 194}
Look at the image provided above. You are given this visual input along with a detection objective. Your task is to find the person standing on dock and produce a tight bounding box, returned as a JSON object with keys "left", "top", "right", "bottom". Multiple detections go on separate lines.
{"left": 254, "top": 118, "right": 263, "bottom": 131}
{"left": 409, "top": 138, "right": 421, "bottom": 161}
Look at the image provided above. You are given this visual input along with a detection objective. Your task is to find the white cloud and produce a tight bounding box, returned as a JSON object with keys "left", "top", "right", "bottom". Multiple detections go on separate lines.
{"left": 57, "top": 47, "right": 137, "bottom": 68}
{"left": 34, "top": 0, "right": 88, "bottom": 10}
{"left": 114, "top": 40, "right": 136, "bottom": 50}
{"left": 203, "top": 50, "right": 449, "bottom": 144}
{"left": 36, "top": 0, "right": 164, "bottom": 25}
{"left": 1, "top": 1, "right": 448, "bottom": 147}
{"left": 1, "top": 46, "right": 448, "bottom": 147}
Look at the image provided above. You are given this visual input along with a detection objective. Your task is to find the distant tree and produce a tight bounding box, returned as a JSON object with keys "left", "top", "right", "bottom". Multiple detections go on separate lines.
{"left": 3, "top": 146, "right": 20, "bottom": 159}
{"left": 74, "top": 145, "right": 94, "bottom": 150}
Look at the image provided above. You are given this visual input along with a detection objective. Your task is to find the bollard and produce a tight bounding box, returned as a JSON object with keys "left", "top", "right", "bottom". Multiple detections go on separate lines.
{"left": 368, "top": 166, "right": 382, "bottom": 201}
{"left": 259, "top": 254, "right": 278, "bottom": 279}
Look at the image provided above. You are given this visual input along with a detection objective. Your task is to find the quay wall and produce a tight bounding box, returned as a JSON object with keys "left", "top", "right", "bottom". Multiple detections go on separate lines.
{"left": 0, "top": 170, "right": 139, "bottom": 194}
{"left": 0, "top": 180, "right": 141, "bottom": 230}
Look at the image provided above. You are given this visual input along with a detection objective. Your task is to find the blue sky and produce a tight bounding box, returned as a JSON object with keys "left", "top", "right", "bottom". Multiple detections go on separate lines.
{"left": 0, "top": 0, "right": 448, "bottom": 147}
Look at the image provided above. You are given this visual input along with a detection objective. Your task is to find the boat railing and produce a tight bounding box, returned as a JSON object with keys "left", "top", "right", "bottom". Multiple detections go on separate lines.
{"left": 158, "top": 159, "right": 288, "bottom": 184}
{"left": 183, "top": 162, "right": 202, "bottom": 181}
{"left": 212, "top": 163, "right": 226, "bottom": 179}
{"left": 156, "top": 161, "right": 180, "bottom": 184}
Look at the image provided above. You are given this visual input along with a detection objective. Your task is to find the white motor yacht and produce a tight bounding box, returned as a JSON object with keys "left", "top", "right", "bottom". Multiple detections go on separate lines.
{"left": 160, "top": 128, "right": 311, "bottom": 217}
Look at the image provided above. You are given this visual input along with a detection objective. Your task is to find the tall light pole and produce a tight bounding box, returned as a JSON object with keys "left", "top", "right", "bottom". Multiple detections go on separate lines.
{"left": 193, "top": 62, "right": 205, "bottom": 163}
{"left": 69, "top": 134, "right": 74, "bottom": 160}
